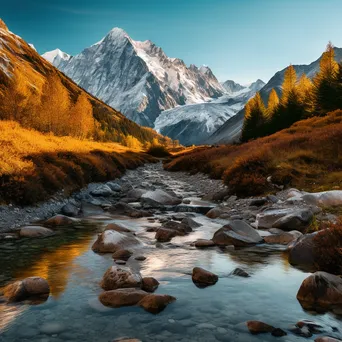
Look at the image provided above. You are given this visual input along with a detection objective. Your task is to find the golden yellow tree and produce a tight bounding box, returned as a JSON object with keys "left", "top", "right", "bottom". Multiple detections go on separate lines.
{"left": 266, "top": 89, "right": 280, "bottom": 118}
{"left": 281, "top": 65, "right": 297, "bottom": 104}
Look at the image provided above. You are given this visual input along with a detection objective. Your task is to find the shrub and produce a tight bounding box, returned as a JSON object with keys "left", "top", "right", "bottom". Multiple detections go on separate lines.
{"left": 146, "top": 145, "right": 171, "bottom": 158}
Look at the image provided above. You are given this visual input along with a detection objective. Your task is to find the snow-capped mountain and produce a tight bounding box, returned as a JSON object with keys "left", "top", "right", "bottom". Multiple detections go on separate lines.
{"left": 155, "top": 79, "right": 265, "bottom": 145}
{"left": 42, "top": 48, "right": 72, "bottom": 68}
{"left": 221, "top": 80, "right": 245, "bottom": 94}
{"left": 43, "top": 28, "right": 224, "bottom": 127}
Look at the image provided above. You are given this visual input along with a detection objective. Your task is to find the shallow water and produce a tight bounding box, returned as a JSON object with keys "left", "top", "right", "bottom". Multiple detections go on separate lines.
{"left": 0, "top": 209, "right": 341, "bottom": 342}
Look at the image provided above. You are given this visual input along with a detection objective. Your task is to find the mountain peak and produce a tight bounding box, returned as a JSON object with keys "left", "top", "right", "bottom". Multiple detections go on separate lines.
{"left": 0, "top": 19, "right": 8, "bottom": 31}
{"left": 107, "top": 27, "right": 129, "bottom": 40}
{"left": 42, "top": 48, "right": 71, "bottom": 66}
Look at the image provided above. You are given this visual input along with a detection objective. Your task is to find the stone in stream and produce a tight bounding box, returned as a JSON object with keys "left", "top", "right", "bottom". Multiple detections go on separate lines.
{"left": 182, "top": 217, "right": 202, "bottom": 228}
{"left": 206, "top": 208, "right": 225, "bottom": 219}
{"left": 135, "top": 256, "right": 146, "bottom": 261}
{"left": 315, "top": 338, "right": 342, "bottom": 342}
{"left": 3, "top": 277, "right": 50, "bottom": 302}
{"left": 19, "top": 226, "right": 55, "bottom": 238}
{"left": 105, "top": 223, "right": 133, "bottom": 233}
{"left": 296, "top": 319, "right": 324, "bottom": 334}
{"left": 141, "top": 277, "right": 159, "bottom": 293}
{"left": 106, "top": 181, "right": 122, "bottom": 192}
{"left": 141, "top": 189, "right": 182, "bottom": 207}
{"left": 109, "top": 202, "right": 152, "bottom": 218}
{"left": 99, "top": 288, "right": 148, "bottom": 308}
{"left": 155, "top": 228, "right": 177, "bottom": 242}
{"left": 162, "top": 220, "right": 192, "bottom": 234}
{"left": 44, "top": 215, "right": 79, "bottom": 227}
{"left": 249, "top": 198, "right": 268, "bottom": 207}
{"left": 92, "top": 230, "right": 140, "bottom": 253}
{"left": 212, "top": 220, "right": 263, "bottom": 247}
{"left": 101, "top": 266, "right": 142, "bottom": 291}
{"left": 297, "top": 271, "right": 342, "bottom": 313}
{"left": 192, "top": 267, "right": 218, "bottom": 287}
{"left": 271, "top": 328, "right": 287, "bottom": 337}
{"left": 90, "top": 184, "right": 114, "bottom": 197}
{"left": 60, "top": 203, "right": 80, "bottom": 217}
{"left": 231, "top": 268, "right": 250, "bottom": 278}
{"left": 264, "top": 230, "right": 302, "bottom": 245}
{"left": 124, "top": 188, "right": 148, "bottom": 202}
{"left": 246, "top": 321, "right": 274, "bottom": 334}
{"left": 194, "top": 239, "right": 216, "bottom": 248}
{"left": 138, "top": 294, "right": 176, "bottom": 314}
{"left": 112, "top": 249, "right": 133, "bottom": 261}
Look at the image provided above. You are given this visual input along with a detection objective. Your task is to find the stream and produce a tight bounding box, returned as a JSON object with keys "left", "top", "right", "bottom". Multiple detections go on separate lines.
{"left": 0, "top": 163, "right": 341, "bottom": 342}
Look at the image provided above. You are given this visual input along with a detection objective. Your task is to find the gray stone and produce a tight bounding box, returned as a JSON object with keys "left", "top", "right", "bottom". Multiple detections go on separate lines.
{"left": 141, "top": 189, "right": 182, "bottom": 207}
{"left": 106, "top": 181, "right": 122, "bottom": 192}
{"left": 19, "top": 226, "right": 55, "bottom": 238}
{"left": 90, "top": 185, "right": 114, "bottom": 197}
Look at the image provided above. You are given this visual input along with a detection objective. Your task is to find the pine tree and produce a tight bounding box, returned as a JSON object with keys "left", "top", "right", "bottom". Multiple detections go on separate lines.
{"left": 282, "top": 65, "right": 297, "bottom": 105}
{"left": 297, "top": 74, "right": 314, "bottom": 114}
{"left": 266, "top": 89, "right": 280, "bottom": 119}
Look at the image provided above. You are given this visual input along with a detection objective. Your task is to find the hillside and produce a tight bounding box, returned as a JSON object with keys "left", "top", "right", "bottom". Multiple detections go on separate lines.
{"left": 0, "top": 19, "right": 166, "bottom": 146}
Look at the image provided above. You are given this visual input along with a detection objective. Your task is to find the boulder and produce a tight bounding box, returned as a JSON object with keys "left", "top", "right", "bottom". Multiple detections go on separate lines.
{"left": 287, "top": 232, "right": 317, "bottom": 268}
{"left": 138, "top": 294, "right": 176, "bottom": 314}
{"left": 212, "top": 220, "right": 263, "bottom": 247}
{"left": 19, "top": 226, "right": 55, "bottom": 238}
{"left": 182, "top": 217, "right": 202, "bottom": 228}
{"left": 141, "top": 189, "right": 182, "bottom": 207}
{"left": 44, "top": 215, "right": 78, "bottom": 227}
{"left": 61, "top": 203, "right": 79, "bottom": 217}
{"left": 101, "top": 266, "right": 142, "bottom": 291}
{"left": 109, "top": 202, "right": 152, "bottom": 218}
{"left": 256, "top": 208, "right": 313, "bottom": 232}
{"left": 271, "top": 328, "right": 287, "bottom": 337}
{"left": 141, "top": 277, "right": 159, "bottom": 293}
{"left": 192, "top": 267, "right": 218, "bottom": 286}
{"left": 105, "top": 223, "right": 133, "bottom": 233}
{"left": 155, "top": 228, "right": 177, "bottom": 242}
{"left": 112, "top": 249, "right": 133, "bottom": 261}
{"left": 126, "top": 188, "right": 147, "bottom": 202}
{"left": 3, "top": 277, "right": 50, "bottom": 302}
{"left": 106, "top": 181, "right": 122, "bottom": 192}
{"left": 194, "top": 239, "right": 216, "bottom": 248}
{"left": 315, "top": 338, "right": 342, "bottom": 342}
{"left": 135, "top": 256, "right": 146, "bottom": 261}
{"left": 289, "top": 190, "right": 342, "bottom": 207}
{"left": 90, "top": 185, "right": 114, "bottom": 197}
{"left": 297, "top": 271, "right": 342, "bottom": 312}
{"left": 162, "top": 220, "right": 192, "bottom": 234}
{"left": 206, "top": 208, "right": 224, "bottom": 219}
{"left": 246, "top": 321, "right": 274, "bottom": 334}
{"left": 99, "top": 288, "right": 147, "bottom": 308}
{"left": 231, "top": 268, "right": 250, "bottom": 278}
{"left": 264, "top": 230, "right": 302, "bottom": 245}
{"left": 92, "top": 230, "right": 140, "bottom": 253}
{"left": 249, "top": 198, "right": 268, "bottom": 207}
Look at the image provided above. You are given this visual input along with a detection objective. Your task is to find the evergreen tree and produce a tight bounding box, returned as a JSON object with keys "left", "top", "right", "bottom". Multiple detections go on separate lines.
{"left": 282, "top": 65, "right": 297, "bottom": 105}
{"left": 266, "top": 88, "right": 280, "bottom": 119}
{"left": 297, "top": 74, "right": 314, "bottom": 115}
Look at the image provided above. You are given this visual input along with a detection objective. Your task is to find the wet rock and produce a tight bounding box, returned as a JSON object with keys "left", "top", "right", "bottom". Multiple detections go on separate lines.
{"left": 141, "top": 277, "right": 159, "bottom": 293}
{"left": 138, "top": 294, "right": 176, "bottom": 314}
{"left": 105, "top": 223, "right": 133, "bottom": 233}
{"left": 19, "top": 226, "right": 55, "bottom": 238}
{"left": 115, "top": 260, "right": 126, "bottom": 265}
{"left": 61, "top": 203, "right": 80, "bottom": 217}
{"left": 271, "top": 328, "right": 287, "bottom": 337}
{"left": 264, "top": 230, "right": 302, "bottom": 245}
{"left": 256, "top": 208, "right": 313, "bottom": 232}
{"left": 112, "top": 249, "right": 133, "bottom": 261}
{"left": 125, "top": 189, "right": 147, "bottom": 202}
{"left": 109, "top": 202, "right": 152, "bottom": 218}
{"left": 288, "top": 190, "right": 342, "bottom": 207}
{"left": 290, "top": 326, "right": 313, "bottom": 338}
{"left": 287, "top": 232, "right": 317, "bottom": 268}
{"left": 92, "top": 230, "right": 140, "bottom": 253}
{"left": 195, "top": 239, "right": 216, "bottom": 248}
{"left": 315, "top": 338, "right": 342, "bottom": 342}
{"left": 101, "top": 266, "right": 142, "bottom": 290}
{"left": 297, "top": 271, "right": 342, "bottom": 312}
{"left": 267, "top": 195, "right": 279, "bottom": 204}
{"left": 99, "top": 288, "right": 147, "bottom": 308}
{"left": 246, "top": 321, "right": 274, "bottom": 334}
{"left": 106, "top": 181, "right": 122, "bottom": 192}
{"left": 155, "top": 228, "right": 177, "bottom": 242}
{"left": 206, "top": 208, "right": 224, "bottom": 219}
{"left": 91, "top": 185, "right": 114, "bottom": 197}
{"left": 183, "top": 199, "right": 191, "bottom": 204}
{"left": 135, "top": 256, "right": 146, "bottom": 261}
{"left": 182, "top": 217, "right": 202, "bottom": 228}
{"left": 212, "top": 220, "right": 263, "bottom": 247}
{"left": 296, "top": 319, "right": 324, "bottom": 334}
{"left": 172, "top": 213, "right": 186, "bottom": 221}
{"left": 141, "top": 189, "right": 182, "bottom": 207}
{"left": 162, "top": 220, "right": 192, "bottom": 234}
{"left": 4, "top": 277, "right": 50, "bottom": 302}
{"left": 192, "top": 267, "right": 218, "bottom": 286}
{"left": 249, "top": 198, "right": 268, "bottom": 207}
{"left": 231, "top": 268, "right": 250, "bottom": 278}
{"left": 268, "top": 228, "right": 285, "bottom": 234}
{"left": 44, "top": 215, "right": 78, "bottom": 227}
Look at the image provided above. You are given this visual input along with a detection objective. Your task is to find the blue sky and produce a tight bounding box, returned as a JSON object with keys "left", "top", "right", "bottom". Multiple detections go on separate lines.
{"left": 2, "top": 0, "right": 342, "bottom": 83}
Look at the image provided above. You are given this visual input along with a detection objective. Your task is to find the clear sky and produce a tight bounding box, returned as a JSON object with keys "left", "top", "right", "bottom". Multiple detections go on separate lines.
{"left": 2, "top": 0, "right": 342, "bottom": 83}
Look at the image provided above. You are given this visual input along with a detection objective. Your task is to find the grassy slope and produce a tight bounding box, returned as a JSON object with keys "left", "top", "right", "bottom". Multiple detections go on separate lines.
{"left": 165, "top": 110, "right": 342, "bottom": 196}
{"left": 0, "top": 121, "right": 156, "bottom": 205}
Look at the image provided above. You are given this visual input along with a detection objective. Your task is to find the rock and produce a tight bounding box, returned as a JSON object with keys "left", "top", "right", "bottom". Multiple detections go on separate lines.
{"left": 162, "top": 220, "right": 192, "bottom": 234}
{"left": 256, "top": 208, "right": 313, "bottom": 232}
{"left": 126, "top": 188, "right": 147, "bottom": 201}
{"left": 19, "top": 226, "right": 55, "bottom": 238}
{"left": 271, "top": 328, "right": 287, "bottom": 337}
{"left": 183, "top": 199, "right": 191, "bottom": 204}
{"left": 115, "top": 260, "right": 126, "bottom": 265}
{"left": 192, "top": 267, "right": 218, "bottom": 286}
{"left": 135, "top": 256, "right": 146, "bottom": 261}
{"left": 101, "top": 266, "right": 142, "bottom": 291}
{"left": 105, "top": 223, "right": 133, "bottom": 233}
{"left": 267, "top": 195, "right": 279, "bottom": 204}
{"left": 44, "top": 215, "right": 77, "bottom": 227}
{"left": 141, "top": 277, "right": 159, "bottom": 293}
{"left": 291, "top": 190, "right": 342, "bottom": 207}
{"left": 61, "top": 203, "right": 79, "bottom": 217}
{"left": 181, "top": 217, "right": 202, "bottom": 228}
{"left": 3, "top": 277, "right": 50, "bottom": 302}
{"left": 91, "top": 185, "right": 114, "bottom": 197}
{"left": 155, "top": 228, "right": 177, "bottom": 242}
{"left": 246, "top": 321, "right": 274, "bottom": 334}
{"left": 194, "top": 239, "right": 216, "bottom": 248}
{"left": 141, "top": 189, "right": 182, "bottom": 207}
{"left": 112, "top": 249, "right": 133, "bottom": 261}
{"left": 264, "top": 230, "right": 302, "bottom": 245}
{"left": 92, "top": 230, "right": 140, "bottom": 253}
{"left": 212, "top": 220, "right": 263, "bottom": 247}
{"left": 109, "top": 202, "right": 152, "bottom": 218}
{"left": 138, "top": 294, "right": 176, "bottom": 314}
{"left": 249, "top": 198, "right": 268, "bottom": 207}
{"left": 315, "top": 338, "right": 342, "bottom": 342}
{"left": 231, "top": 268, "right": 250, "bottom": 278}
{"left": 106, "top": 181, "right": 122, "bottom": 192}
{"left": 99, "top": 288, "right": 148, "bottom": 308}
{"left": 297, "top": 271, "right": 342, "bottom": 312}
{"left": 206, "top": 208, "right": 224, "bottom": 219}
{"left": 290, "top": 326, "right": 313, "bottom": 338}
{"left": 287, "top": 232, "right": 317, "bottom": 268}
{"left": 172, "top": 213, "right": 186, "bottom": 221}
{"left": 296, "top": 319, "right": 324, "bottom": 334}
{"left": 268, "top": 228, "right": 285, "bottom": 234}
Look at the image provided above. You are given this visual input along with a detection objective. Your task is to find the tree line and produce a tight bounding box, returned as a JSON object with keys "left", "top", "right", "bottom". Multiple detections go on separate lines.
{"left": 241, "top": 43, "right": 342, "bottom": 142}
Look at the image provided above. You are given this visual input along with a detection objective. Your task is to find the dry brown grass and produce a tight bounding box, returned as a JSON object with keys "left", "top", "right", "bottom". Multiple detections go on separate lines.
{"left": 165, "top": 110, "right": 342, "bottom": 196}
{"left": 0, "top": 121, "right": 156, "bottom": 204}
